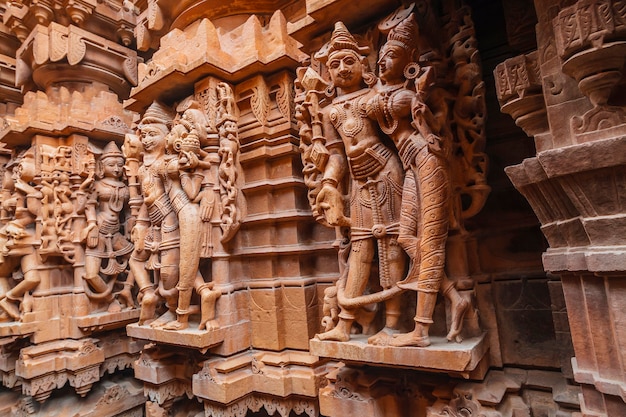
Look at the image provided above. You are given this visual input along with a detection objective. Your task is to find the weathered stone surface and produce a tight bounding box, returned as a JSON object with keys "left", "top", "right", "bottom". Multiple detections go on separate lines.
{"left": 498, "top": 0, "right": 626, "bottom": 414}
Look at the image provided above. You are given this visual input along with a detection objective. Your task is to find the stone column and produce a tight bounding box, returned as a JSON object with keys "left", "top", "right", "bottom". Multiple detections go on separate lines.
{"left": 498, "top": 1, "right": 626, "bottom": 415}
{"left": 124, "top": 4, "right": 332, "bottom": 416}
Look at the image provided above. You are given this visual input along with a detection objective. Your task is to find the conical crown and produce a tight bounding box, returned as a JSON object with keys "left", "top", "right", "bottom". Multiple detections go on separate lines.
{"left": 315, "top": 22, "right": 370, "bottom": 63}
{"left": 387, "top": 13, "right": 418, "bottom": 51}
{"left": 140, "top": 101, "right": 174, "bottom": 126}
{"left": 101, "top": 141, "right": 123, "bottom": 160}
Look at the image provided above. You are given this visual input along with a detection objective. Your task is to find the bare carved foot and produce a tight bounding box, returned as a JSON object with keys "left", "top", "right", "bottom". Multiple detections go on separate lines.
{"left": 367, "top": 327, "right": 397, "bottom": 345}
{"left": 118, "top": 287, "right": 135, "bottom": 309}
{"left": 150, "top": 310, "right": 175, "bottom": 328}
{"left": 199, "top": 319, "right": 219, "bottom": 331}
{"left": 446, "top": 298, "right": 469, "bottom": 343}
{"left": 389, "top": 330, "right": 431, "bottom": 347}
{"left": 0, "top": 297, "right": 20, "bottom": 320}
{"left": 138, "top": 291, "right": 158, "bottom": 325}
{"left": 198, "top": 289, "right": 220, "bottom": 331}
{"left": 316, "top": 326, "right": 350, "bottom": 342}
{"left": 162, "top": 319, "right": 189, "bottom": 331}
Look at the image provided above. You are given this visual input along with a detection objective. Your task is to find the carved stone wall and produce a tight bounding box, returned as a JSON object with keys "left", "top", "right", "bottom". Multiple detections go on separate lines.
{"left": 496, "top": 0, "right": 626, "bottom": 416}
{"left": 0, "top": 0, "right": 146, "bottom": 414}
{"left": 0, "top": 0, "right": 606, "bottom": 416}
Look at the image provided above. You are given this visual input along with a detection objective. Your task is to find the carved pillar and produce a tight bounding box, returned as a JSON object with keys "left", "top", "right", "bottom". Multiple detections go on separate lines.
{"left": 124, "top": 4, "right": 332, "bottom": 415}
{"left": 0, "top": 1, "right": 144, "bottom": 414}
{"left": 499, "top": 0, "right": 626, "bottom": 415}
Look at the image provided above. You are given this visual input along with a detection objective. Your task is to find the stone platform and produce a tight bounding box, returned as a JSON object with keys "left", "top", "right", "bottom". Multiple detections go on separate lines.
{"left": 127, "top": 319, "right": 251, "bottom": 355}
{"left": 310, "top": 333, "right": 488, "bottom": 376}
{"left": 127, "top": 322, "right": 226, "bottom": 351}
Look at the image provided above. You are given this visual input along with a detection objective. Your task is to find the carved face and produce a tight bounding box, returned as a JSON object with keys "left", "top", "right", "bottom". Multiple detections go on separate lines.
{"left": 327, "top": 50, "right": 364, "bottom": 91}
{"left": 378, "top": 44, "right": 409, "bottom": 84}
{"left": 101, "top": 156, "right": 124, "bottom": 179}
{"left": 139, "top": 123, "right": 168, "bottom": 153}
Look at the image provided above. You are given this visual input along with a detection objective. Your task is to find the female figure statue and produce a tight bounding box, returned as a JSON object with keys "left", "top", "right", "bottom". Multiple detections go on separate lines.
{"left": 368, "top": 14, "right": 468, "bottom": 347}
{"left": 82, "top": 141, "right": 134, "bottom": 311}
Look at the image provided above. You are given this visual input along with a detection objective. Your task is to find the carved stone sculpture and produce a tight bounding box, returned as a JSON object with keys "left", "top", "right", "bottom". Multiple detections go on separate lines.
{"left": 301, "top": 22, "right": 407, "bottom": 345}
{"left": 129, "top": 93, "right": 240, "bottom": 332}
{"left": 0, "top": 149, "right": 41, "bottom": 320}
{"left": 367, "top": 13, "right": 469, "bottom": 347}
{"left": 297, "top": 7, "right": 488, "bottom": 350}
{"left": 81, "top": 141, "right": 134, "bottom": 312}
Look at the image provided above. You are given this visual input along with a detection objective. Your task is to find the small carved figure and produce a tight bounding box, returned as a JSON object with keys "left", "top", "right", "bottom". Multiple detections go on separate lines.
{"left": 81, "top": 142, "right": 135, "bottom": 311}
{"left": 0, "top": 151, "right": 43, "bottom": 320}
{"left": 130, "top": 102, "right": 178, "bottom": 326}
{"left": 216, "top": 82, "right": 245, "bottom": 244}
{"left": 367, "top": 14, "right": 468, "bottom": 347}
{"left": 310, "top": 22, "right": 407, "bottom": 344}
{"left": 162, "top": 102, "right": 219, "bottom": 331}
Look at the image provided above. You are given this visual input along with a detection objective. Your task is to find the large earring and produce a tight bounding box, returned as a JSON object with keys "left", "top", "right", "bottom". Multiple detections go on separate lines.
{"left": 404, "top": 62, "right": 420, "bottom": 80}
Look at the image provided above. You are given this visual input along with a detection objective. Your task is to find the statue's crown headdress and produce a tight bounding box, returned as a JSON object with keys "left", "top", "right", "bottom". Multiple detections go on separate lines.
{"left": 386, "top": 13, "right": 418, "bottom": 52}
{"left": 315, "top": 22, "right": 370, "bottom": 64}
{"left": 101, "top": 141, "right": 123, "bottom": 160}
{"left": 140, "top": 101, "right": 174, "bottom": 126}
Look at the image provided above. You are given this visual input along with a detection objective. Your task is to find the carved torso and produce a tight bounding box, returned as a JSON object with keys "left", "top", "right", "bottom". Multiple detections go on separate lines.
{"left": 138, "top": 159, "right": 167, "bottom": 207}
{"left": 95, "top": 178, "right": 129, "bottom": 223}
{"left": 326, "top": 88, "right": 381, "bottom": 158}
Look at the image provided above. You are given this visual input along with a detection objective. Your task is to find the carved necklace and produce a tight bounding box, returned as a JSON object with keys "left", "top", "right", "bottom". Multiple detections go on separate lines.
{"left": 370, "top": 84, "right": 404, "bottom": 135}
{"left": 99, "top": 178, "right": 124, "bottom": 212}
{"left": 329, "top": 89, "right": 369, "bottom": 138}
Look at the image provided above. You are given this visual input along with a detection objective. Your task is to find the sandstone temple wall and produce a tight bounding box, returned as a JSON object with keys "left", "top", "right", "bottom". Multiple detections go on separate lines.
{"left": 0, "top": 0, "right": 622, "bottom": 416}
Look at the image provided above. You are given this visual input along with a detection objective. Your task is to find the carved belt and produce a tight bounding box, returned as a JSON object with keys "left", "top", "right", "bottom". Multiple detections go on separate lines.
{"left": 397, "top": 133, "right": 427, "bottom": 170}
{"left": 350, "top": 223, "right": 400, "bottom": 241}
{"left": 171, "top": 190, "right": 190, "bottom": 214}
{"left": 98, "top": 218, "right": 120, "bottom": 235}
{"left": 148, "top": 194, "right": 173, "bottom": 225}
{"left": 348, "top": 143, "right": 393, "bottom": 180}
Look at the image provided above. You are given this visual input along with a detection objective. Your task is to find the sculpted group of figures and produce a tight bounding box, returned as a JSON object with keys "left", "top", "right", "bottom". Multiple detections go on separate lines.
{"left": 0, "top": 83, "right": 243, "bottom": 332}
{"left": 297, "top": 10, "right": 487, "bottom": 347}
{"left": 0, "top": 7, "right": 485, "bottom": 349}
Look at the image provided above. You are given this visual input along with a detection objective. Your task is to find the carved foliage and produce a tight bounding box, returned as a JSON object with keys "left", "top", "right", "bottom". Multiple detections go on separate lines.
{"left": 146, "top": 380, "right": 193, "bottom": 405}
{"left": 250, "top": 77, "right": 270, "bottom": 127}
{"left": 446, "top": 5, "right": 490, "bottom": 221}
